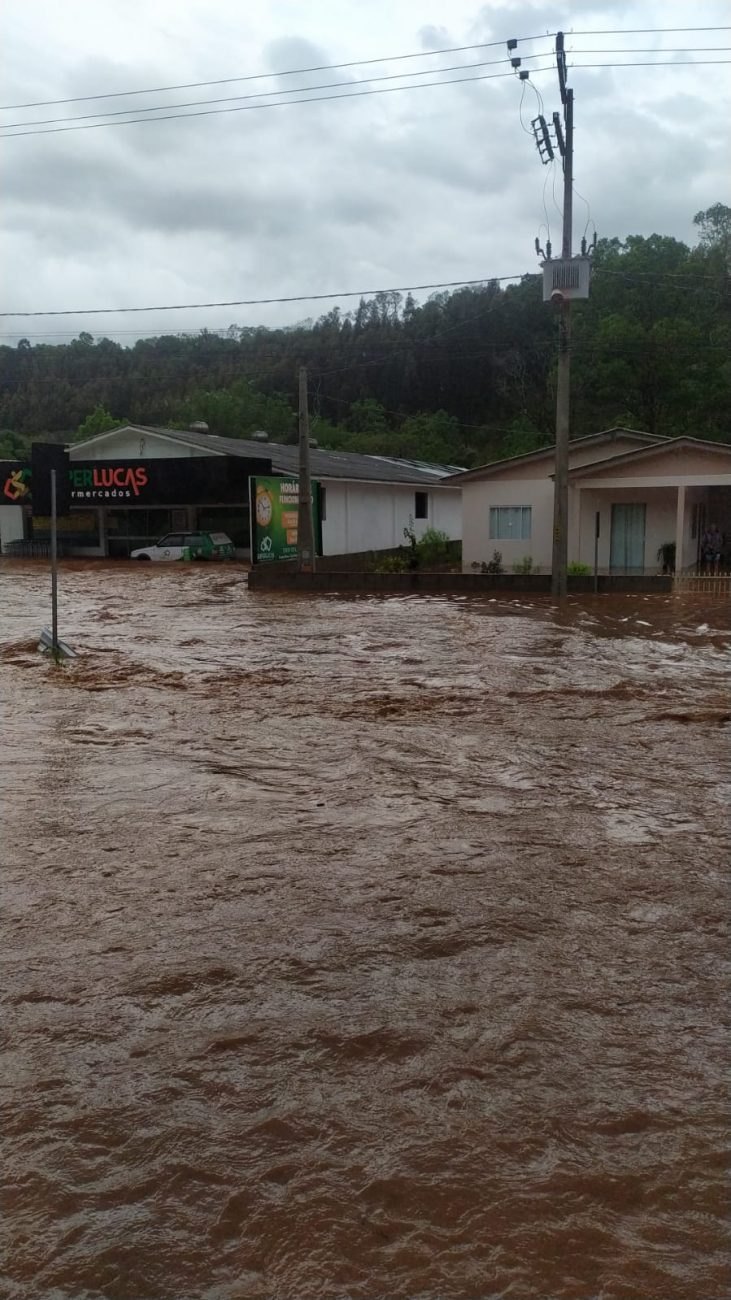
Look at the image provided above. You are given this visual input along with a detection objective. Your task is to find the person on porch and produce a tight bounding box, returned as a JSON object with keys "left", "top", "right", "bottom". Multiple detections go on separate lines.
{"left": 700, "top": 523, "right": 723, "bottom": 572}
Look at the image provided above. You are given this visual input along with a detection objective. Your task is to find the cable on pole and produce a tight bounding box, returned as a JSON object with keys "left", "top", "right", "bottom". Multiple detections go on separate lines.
{"left": 0, "top": 32, "right": 558, "bottom": 111}
{"left": 0, "top": 274, "right": 536, "bottom": 318}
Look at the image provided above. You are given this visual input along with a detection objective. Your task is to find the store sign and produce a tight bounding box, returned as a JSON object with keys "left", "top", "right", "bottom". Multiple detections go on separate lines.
{"left": 1, "top": 455, "right": 271, "bottom": 513}
{"left": 250, "top": 475, "right": 321, "bottom": 563}
{"left": 69, "top": 464, "right": 150, "bottom": 501}
{"left": 1, "top": 462, "right": 31, "bottom": 504}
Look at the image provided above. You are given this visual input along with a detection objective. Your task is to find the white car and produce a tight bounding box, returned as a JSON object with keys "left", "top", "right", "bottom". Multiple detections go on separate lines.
{"left": 130, "top": 531, "right": 234, "bottom": 561}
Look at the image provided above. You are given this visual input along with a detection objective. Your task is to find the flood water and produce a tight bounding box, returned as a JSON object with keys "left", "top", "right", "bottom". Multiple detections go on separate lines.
{"left": 1, "top": 561, "right": 729, "bottom": 1300}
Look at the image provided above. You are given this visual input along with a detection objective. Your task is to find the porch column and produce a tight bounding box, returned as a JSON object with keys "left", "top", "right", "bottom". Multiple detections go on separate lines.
{"left": 675, "top": 484, "right": 685, "bottom": 574}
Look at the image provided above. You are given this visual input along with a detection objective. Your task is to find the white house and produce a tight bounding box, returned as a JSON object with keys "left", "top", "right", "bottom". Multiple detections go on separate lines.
{"left": 1, "top": 424, "right": 463, "bottom": 559}
{"left": 452, "top": 428, "right": 731, "bottom": 574}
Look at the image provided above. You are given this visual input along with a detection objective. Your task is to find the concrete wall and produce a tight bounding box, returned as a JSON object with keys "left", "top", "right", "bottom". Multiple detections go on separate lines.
{"left": 249, "top": 568, "right": 672, "bottom": 595}
{"left": 576, "top": 487, "right": 677, "bottom": 572}
{"left": 0, "top": 505, "right": 25, "bottom": 548}
{"left": 461, "top": 478, "right": 554, "bottom": 572}
{"left": 465, "top": 474, "right": 728, "bottom": 575}
{"left": 321, "top": 482, "right": 461, "bottom": 556}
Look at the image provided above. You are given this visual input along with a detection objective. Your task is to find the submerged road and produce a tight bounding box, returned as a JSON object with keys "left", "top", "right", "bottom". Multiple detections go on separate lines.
{"left": 1, "top": 562, "right": 729, "bottom": 1299}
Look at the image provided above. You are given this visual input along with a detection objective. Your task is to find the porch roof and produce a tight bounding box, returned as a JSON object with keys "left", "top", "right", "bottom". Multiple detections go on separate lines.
{"left": 568, "top": 436, "right": 731, "bottom": 485}
{"left": 447, "top": 427, "right": 665, "bottom": 483}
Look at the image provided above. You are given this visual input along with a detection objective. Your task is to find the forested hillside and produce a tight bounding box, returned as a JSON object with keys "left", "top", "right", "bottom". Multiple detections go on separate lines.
{"left": 1, "top": 205, "right": 728, "bottom": 468}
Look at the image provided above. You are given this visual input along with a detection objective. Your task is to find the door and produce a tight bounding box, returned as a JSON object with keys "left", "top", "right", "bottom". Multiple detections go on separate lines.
{"left": 610, "top": 503, "right": 646, "bottom": 572}
{"left": 154, "top": 533, "right": 186, "bottom": 561}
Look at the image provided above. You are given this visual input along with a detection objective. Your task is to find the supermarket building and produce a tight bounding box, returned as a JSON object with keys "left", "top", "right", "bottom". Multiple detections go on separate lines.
{"left": 0, "top": 424, "right": 462, "bottom": 559}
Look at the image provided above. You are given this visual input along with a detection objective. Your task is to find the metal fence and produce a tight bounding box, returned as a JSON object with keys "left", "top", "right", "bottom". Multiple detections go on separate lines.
{"left": 674, "top": 569, "right": 731, "bottom": 595}
{"left": 1, "top": 540, "right": 69, "bottom": 558}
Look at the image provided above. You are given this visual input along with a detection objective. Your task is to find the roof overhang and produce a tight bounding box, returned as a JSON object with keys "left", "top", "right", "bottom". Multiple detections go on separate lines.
{"left": 568, "top": 436, "right": 731, "bottom": 482}
{"left": 446, "top": 428, "right": 667, "bottom": 483}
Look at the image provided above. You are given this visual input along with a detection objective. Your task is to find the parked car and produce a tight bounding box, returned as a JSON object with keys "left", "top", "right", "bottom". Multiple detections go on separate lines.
{"left": 130, "top": 531, "right": 235, "bottom": 561}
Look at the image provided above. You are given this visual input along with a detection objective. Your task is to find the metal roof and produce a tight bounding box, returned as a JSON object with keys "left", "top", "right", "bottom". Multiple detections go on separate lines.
{"left": 131, "top": 426, "right": 464, "bottom": 486}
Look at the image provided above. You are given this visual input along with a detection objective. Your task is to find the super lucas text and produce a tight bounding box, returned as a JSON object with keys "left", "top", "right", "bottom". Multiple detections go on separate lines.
{"left": 69, "top": 466, "right": 148, "bottom": 500}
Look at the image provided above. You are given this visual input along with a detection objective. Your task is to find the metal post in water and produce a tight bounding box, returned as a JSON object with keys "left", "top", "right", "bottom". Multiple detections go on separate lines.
{"left": 594, "top": 510, "right": 600, "bottom": 594}
{"left": 51, "top": 468, "right": 59, "bottom": 656}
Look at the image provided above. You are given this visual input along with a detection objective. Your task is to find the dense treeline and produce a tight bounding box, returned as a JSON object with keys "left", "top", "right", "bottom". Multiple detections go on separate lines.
{"left": 1, "top": 205, "right": 729, "bottom": 467}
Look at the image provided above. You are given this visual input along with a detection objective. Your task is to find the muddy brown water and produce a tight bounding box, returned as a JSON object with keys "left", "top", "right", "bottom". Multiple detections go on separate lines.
{"left": 1, "top": 561, "right": 729, "bottom": 1300}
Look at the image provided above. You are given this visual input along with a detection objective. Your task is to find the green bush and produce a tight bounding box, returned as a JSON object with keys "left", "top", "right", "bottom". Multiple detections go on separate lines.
{"left": 481, "top": 550, "right": 504, "bottom": 574}
{"left": 511, "top": 556, "right": 534, "bottom": 574}
{"left": 417, "top": 527, "right": 452, "bottom": 567}
{"left": 568, "top": 561, "right": 592, "bottom": 576}
{"left": 371, "top": 552, "right": 409, "bottom": 573}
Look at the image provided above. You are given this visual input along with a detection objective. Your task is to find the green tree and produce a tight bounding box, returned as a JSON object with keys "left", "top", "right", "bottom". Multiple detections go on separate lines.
{"left": 0, "top": 429, "right": 27, "bottom": 459}
{"left": 0, "top": 210, "right": 728, "bottom": 458}
{"left": 74, "top": 404, "right": 123, "bottom": 442}
{"left": 693, "top": 202, "right": 731, "bottom": 269}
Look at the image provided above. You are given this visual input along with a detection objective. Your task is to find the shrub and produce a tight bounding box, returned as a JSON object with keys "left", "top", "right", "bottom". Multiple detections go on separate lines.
{"left": 512, "top": 556, "right": 534, "bottom": 574}
{"left": 567, "top": 561, "right": 592, "bottom": 576}
{"left": 482, "top": 550, "right": 504, "bottom": 574}
{"left": 417, "top": 527, "right": 452, "bottom": 568}
{"left": 371, "top": 552, "right": 409, "bottom": 573}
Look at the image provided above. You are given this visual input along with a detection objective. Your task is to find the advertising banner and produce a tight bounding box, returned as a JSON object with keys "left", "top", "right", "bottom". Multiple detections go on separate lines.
{"left": 250, "top": 475, "right": 321, "bottom": 563}
{"left": 1, "top": 462, "right": 32, "bottom": 506}
{"left": 1, "top": 455, "right": 272, "bottom": 511}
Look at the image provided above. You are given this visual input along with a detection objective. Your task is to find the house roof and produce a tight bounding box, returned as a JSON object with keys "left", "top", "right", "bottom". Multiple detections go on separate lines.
{"left": 568, "top": 435, "right": 731, "bottom": 479}
{"left": 446, "top": 427, "right": 667, "bottom": 484}
{"left": 72, "top": 425, "right": 464, "bottom": 487}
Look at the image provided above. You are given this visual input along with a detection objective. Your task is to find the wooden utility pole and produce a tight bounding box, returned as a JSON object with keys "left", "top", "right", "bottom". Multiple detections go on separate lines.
{"left": 551, "top": 34, "right": 573, "bottom": 599}
{"left": 297, "top": 365, "right": 316, "bottom": 572}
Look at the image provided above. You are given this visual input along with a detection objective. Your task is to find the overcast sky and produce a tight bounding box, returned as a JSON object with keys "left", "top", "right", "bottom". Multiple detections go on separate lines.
{"left": 1, "top": 0, "right": 729, "bottom": 344}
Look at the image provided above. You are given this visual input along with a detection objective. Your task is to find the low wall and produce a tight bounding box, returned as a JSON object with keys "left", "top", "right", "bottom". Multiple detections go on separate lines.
{"left": 252, "top": 540, "right": 461, "bottom": 575}
{"left": 248, "top": 569, "right": 673, "bottom": 595}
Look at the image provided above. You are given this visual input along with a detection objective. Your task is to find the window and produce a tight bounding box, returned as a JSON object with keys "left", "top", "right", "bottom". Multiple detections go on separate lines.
{"left": 158, "top": 534, "right": 185, "bottom": 547}
{"left": 489, "top": 506, "right": 532, "bottom": 540}
{"left": 415, "top": 491, "right": 429, "bottom": 519}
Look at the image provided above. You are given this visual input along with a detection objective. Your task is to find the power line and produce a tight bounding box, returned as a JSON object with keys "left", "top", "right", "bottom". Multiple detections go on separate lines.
{"left": 595, "top": 267, "right": 729, "bottom": 283}
{"left": 2, "top": 54, "right": 554, "bottom": 131}
{"left": 2, "top": 263, "right": 725, "bottom": 328}
{"left": 0, "top": 67, "right": 555, "bottom": 138}
{"left": 0, "top": 274, "right": 535, "bottom": 318}
{"left": 570, "top": 26, "right": 731, "bottom": 34}
{"left": 5, "top": 58, "right": 728, "bottom": 141}
{"left": 1, "top": 263, "right": 726, "bottom": 326}
{"left": 569, "top": 59, "right": 731, "bottom": 67}
{"left": 0, "top": 33, "right": 556, "bottom": 112}
{"left": 3, "top": 27, "right": 727, "bottom": 115}
{"left": 569, "top": 46, "right": 731, "bottom": 52}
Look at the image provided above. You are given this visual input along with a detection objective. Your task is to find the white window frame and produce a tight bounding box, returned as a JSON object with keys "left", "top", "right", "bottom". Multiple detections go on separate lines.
{"left": 489, "top": 506, "right": 532, "bottom": 541}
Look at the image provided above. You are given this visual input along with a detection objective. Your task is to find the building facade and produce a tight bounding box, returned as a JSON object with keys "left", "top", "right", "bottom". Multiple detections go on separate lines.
{"left": 452, "top": 429, "right": 731, "bottom": 574}
{"left": 1, "top": 424, "right": 463, "bottom": 559}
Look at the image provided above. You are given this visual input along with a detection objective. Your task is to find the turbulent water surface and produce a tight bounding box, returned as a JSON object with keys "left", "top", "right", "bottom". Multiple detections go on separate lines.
{"left": 1, "top": 561, "right": 729, "bottom": 1300}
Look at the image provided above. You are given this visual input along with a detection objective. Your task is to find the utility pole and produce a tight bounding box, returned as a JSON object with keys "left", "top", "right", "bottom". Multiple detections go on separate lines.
{"left": 552, "top": 35, "right": 573, "bottom": 599}
{"left": 513, "top": 35, "right": 593, "bottom": 593}
{"left": 297, "top": 364, "right": 316, "bottom": 573}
